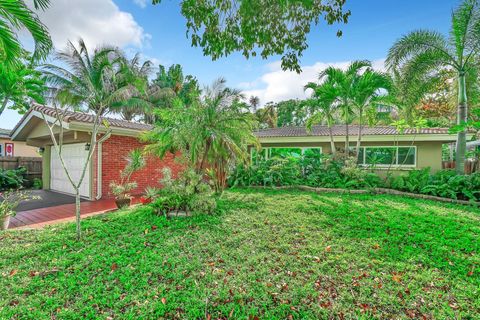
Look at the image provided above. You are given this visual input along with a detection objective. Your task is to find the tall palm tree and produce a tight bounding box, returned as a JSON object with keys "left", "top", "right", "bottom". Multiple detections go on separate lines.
{"left": 386, "top": 0, "right": 480, "bottom": 174}
{"left": 0, "top": 0, "right": 52, "bottom": 66}
{"left": 249, "top": 95, "right": 260, "bottom": 112}
{"left": 304, "top": 80, "right": 339, "bottom": 155}
{"left": 350, "top": 69, "right": 392, "bottom": 153}
{"left": 110, "top": 52, "right": 154, "bottom": 121}
{"left": 42, "top": 39, "right": 128, "bottom": 115}
{"left": 309, "top": 60, "right": 371, "bottom": 154}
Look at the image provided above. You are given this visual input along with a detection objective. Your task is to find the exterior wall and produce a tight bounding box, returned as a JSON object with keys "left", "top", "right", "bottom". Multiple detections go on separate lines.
{"left": 258, "top": 140, "right": 445, "bottom": 173}
{"left": 0, "top": 138, "right": 40, "bottom": 157}
{"left": 98, "top": 135, "right": 183, "bottom": 199}
{"left": 42, "top": 145, "right": 51, "bottom": 189}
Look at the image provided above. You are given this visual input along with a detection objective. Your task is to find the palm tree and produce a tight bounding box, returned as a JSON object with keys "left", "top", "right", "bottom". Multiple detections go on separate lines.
{"left": 42, "top": 39, "right": 129, "bottom": 114}
{"left": 0, "top": 0, "right": 52, "bottom": 66}
{"left": 386, "top": 0, "right": 480, "bottom": 174}
{"left": 304, "top": 80, "right": 339, "bottom": 156}
{"left": 0, "top": 52, "right": 46, "bottom": 116}
{"left": 256, "top": 102, "right": 278, "bottom": 128}
{"left": 350, "top": 69, "right": 392, "bottom": 154}
{"left": 249, "top": 95, "right": 260, "bottom": 112}
{"left": 144, "top": 78, "right": 258, "bottom": 192}
{"left": 110, "top": 52, "right": 154, "bottom": 121}
{"left": 309, "top": 60, "right": 371, "bottom": 154}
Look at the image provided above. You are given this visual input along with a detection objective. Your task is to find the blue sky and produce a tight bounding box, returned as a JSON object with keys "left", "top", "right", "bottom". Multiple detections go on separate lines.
{"left": 1, "top": 0, "right": 460, "bottom": 129}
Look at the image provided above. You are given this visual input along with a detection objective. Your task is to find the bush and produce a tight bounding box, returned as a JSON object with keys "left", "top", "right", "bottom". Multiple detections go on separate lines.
{"left": 0, "top": 167, "right": 26, "bottom": 191}
{"left": 152, "top": 168, "right": 217, "bottom": 215}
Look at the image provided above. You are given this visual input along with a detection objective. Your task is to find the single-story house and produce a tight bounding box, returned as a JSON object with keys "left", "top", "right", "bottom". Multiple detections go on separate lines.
{"left": 10, "top": 104, "right": 181, "bottom": 200}
{"left": 0, "top": 128, "right": 40, "bottom": 157}
{"left": 254, "top": 125, "right": 473, "bottom": 173}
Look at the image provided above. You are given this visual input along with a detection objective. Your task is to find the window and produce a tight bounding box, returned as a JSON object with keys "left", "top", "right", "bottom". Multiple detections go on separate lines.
{"left": 251, "top": 147, "right": 322, "bottom": 163}
{"left": 358, "top": 146, "right": 416, "bottom": 167}
{"left": 0, "top": 144, "right": 3, "bottom": 156}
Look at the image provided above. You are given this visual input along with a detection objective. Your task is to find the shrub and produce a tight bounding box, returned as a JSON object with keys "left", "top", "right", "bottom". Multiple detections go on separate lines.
{"left": 0, "top": 167, "right": 26, "bottom": 191}
{"left": 32, "top": 178, "right": 43, "bottom": 190}
{"left": 152, "top": 168, "right": 217, "bottom": 215}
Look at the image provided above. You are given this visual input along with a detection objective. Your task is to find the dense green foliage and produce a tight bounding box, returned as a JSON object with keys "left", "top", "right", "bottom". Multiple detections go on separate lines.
{"left": 0, "top": 167, "right": 26, "bottom": 191}
{"left": 1, "top": 189, "right": 479, "bottom": 318}
{"left": 229, "top": 154, "right": 480, "bottom": 201}
{"left": 152, "top": 0, "right": 350, "bottom": 72}
{"left": 151, "top": 168, "right": 217, "bottom": 215}
{"left": 0, "top": 0, "right": 52, "bottom": 67}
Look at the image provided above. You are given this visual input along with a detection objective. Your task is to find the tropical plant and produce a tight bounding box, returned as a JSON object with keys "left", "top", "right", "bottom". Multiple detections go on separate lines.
{"left": 144, "top": 78, "right": 258, "bottom": 193}
{"left": 386, "top": 0, "right": 480, "bottom": 174}
{"left": 109, "top": 149, "right": 146, "bottom": 202}
{"left": 249, "top": 95, "right": 260, "bottom": 112}
{"left": 0, "top": 167, "right": 26, "bottom": 191}
{"left": 0, "top": 52, "right": 46, "bottom": 117}
{"left": 255, "top": 102, "right": 278, "bottom": 128}
{"left": 109, "top": 52, "right": 154, "bottom": 121}
{"left": 276, "top": 99, "right": 308, "bottom": 127}
{"left": 0, "top": 0, "right": 52, "bottom": 67}
{"left": 153, "top": 0, "right": 350, "bottom": 72}
{"left": 304, "top": 80, "right": 339, "bottom": 156}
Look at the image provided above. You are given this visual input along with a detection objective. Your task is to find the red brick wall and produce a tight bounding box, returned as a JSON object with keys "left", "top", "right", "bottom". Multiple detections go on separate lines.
{"left": 97, "top": 135, "right": 183, "bottom": 199}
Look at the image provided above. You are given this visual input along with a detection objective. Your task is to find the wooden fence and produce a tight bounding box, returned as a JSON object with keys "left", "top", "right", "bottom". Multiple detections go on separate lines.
{"left": 442, "top": 159, "right": 479, "bottom": 174}
{"left": 0, "top": 156, "right": 42, "bottom": 187}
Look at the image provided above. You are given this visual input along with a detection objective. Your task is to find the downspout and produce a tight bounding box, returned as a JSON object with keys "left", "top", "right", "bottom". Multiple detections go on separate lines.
{"left": 96, "top": 141, "right": 103, "bottom": 200}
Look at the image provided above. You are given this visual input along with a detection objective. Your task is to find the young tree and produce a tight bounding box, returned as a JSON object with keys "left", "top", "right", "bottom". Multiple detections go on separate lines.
{"left": 0, "top": 0, "right": 52, "bottom": 66}
{"left": 386, "top": 0, "right": 480, "bottom": 174}
{"left": 152, "top": 0, "right": 350, "bottom": 72}
{"left": 41, "top": 39, "right": 135, "bottom": 239}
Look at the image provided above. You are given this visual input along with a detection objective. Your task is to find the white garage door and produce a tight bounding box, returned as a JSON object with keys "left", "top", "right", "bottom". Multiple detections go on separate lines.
{"left": 50, "top": 143, "right": 91, "bottom": 197}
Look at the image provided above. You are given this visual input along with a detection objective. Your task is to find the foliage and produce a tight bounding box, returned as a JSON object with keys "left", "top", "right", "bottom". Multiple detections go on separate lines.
{"left": 0, "top": 0, "right": 52, "bottom": 67}
{"left": 32, "top": 178, "right": 43, "bottom": 190}
{"left": 229, "top": 154, "right": 383, "bottom": 189}
{"left": 144, "top": 78, "right": 258, "bottom": 192}
{"left": 1, "top": 189, "right": 479, "bottom": 318}
{"left": 153, "top": 0, "right": 350, "bottom": 72}
{"left": 109, "top": 149, "right": 145, "bottom": 200}
{"left": 0, "top": 52, "right": 46, "bottom": 116}
{"left": 0, "top": 167, "right": 26, "bottom": 191}
{"left": 0, "top": 189, "right": 40, "bottom": 217}
{"left": 388, "top": 168, "right": 480, "bottom": 201}
{"left": 151, "top": 167, "right": 216, "bottom": 215}
{"left": 386, "top": 0, "right": 480, "bottom": 174}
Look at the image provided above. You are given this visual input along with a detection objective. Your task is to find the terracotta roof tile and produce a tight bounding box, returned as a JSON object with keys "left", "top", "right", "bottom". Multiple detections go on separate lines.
{"left": 255, "top": 125, "right": 452, "bottom": 138}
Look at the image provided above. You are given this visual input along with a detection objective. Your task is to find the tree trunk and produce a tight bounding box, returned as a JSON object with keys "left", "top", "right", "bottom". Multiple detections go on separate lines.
{"left": 0, "top": 97, "right": 9, "bottom": 117}
{"left": 345, "top": 122, "right": 350, "bottom": 158}
{"left": 75, "top": 189, "right": 81, "bottom": 240}
{"left": 356, "top": 110, "right": 363, "bottom": 161}
{"left": 455, "top": 72, "right": 468, "bottom": 175}
{"left": 329, "top": 126, "right": 336, "bottom": 156}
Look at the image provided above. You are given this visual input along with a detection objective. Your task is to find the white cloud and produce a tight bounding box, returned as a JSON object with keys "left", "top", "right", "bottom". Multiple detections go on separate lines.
{"left": 133, "top": 0, "right": 147, "bottom": 8}
{"left": 241, "top": 59, "right": 385, "bottom": 106}
{"left": 27, "top": 0, "right": 150, "bottom": 50}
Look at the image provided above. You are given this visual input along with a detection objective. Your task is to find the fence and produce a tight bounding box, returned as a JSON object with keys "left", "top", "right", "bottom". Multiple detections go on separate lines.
{"left": 442, "top": 159, "right": 479, "bottom": 174}
{"left": 0, "top": 156, "right": 42, "bottom": 187}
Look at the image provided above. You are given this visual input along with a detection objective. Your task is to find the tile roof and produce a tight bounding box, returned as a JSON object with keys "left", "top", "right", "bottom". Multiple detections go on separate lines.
{"left": 0, "top": 128, "right": 11, "bottom": 138}
{"left": 13, "top": 103, "right": 153, "bottom": 134}
{"left": 255, "top": 125, "right": 452, "bottom": 138}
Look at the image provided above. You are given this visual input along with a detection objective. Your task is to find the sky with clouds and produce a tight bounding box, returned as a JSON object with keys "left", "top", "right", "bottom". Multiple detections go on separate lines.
{"left": 1, "top": 0, "right": 460, "bottom": 128}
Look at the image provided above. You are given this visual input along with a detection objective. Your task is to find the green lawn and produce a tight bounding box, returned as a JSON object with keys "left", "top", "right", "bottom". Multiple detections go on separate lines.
{"left": 1, "top": 189, "right": 479, "bottom": 319}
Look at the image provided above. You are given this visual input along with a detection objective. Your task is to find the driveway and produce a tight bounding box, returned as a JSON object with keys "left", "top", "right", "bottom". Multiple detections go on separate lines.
{"left": 16, "top": 190, "right": 87, "bottom": 212}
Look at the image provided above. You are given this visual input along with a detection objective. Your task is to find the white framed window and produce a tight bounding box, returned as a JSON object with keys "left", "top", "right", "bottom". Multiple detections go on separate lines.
{"left": 357, "top": 146, "right": 416, "bottom": 167}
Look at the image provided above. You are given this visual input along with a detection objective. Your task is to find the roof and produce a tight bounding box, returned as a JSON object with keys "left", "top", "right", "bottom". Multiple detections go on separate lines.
{"left": 11, "top": 103, "right": 153, "bottom": 136}
{"left": 0, "top": 128, "right": 11, "bottom": 138}
{"left": 255, "top": 125, "right": 452, "bottom": 138}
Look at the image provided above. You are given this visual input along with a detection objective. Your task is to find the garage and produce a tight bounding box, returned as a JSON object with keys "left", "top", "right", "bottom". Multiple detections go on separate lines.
{"left": 50, "top": 143, "right": 91, "bottom": 198}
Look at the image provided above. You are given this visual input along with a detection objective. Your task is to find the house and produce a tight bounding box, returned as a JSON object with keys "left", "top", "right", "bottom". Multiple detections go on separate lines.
{"left": 0, "top": 128, "right": 40, "bottom": 157}
{"left": 10, "top": 104, "right": 182, "bottom": 200}
{"left": 254, "top": 125, "right": 473, "bottom": 173}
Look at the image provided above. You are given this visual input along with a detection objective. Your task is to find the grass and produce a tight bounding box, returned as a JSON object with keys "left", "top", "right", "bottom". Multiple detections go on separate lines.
{"left": 1, "top": 188, "right": 479, "bottom": 319}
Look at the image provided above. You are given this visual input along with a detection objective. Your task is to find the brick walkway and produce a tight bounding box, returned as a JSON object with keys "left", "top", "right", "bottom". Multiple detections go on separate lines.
{"left": 9, "top": 198, "right": 140, "bottom": 229}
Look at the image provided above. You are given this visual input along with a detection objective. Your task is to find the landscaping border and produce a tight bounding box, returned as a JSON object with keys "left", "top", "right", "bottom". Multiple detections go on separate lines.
{"left": 247, "top": 185, "right": 480, "bottom": 207}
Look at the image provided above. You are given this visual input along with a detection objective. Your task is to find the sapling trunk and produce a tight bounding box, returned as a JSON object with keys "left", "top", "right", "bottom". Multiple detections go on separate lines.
{"left": 75, "top": 189, "right": 81, "bottom": 240}
{"left": 328, "top": 126, "right": 336, "bottom": 156}
{"left": 455, "top": 72, "right": 468, "bottom": 175}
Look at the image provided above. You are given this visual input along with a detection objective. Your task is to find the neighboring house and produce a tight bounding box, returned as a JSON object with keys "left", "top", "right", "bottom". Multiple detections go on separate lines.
{"left": 0, "top": 128, "right": 40, "bottom": 157}
{"left": 254, "top": 125, "right": 473, "bottom": 173}
{"left": 11, "top": 104, "right": 182, "bottom": 200}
